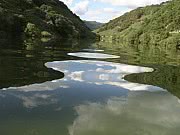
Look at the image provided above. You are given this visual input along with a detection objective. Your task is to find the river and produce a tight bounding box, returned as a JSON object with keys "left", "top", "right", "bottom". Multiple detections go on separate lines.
{"left": 0, "top": 39, "right": 180, "bottom": 135}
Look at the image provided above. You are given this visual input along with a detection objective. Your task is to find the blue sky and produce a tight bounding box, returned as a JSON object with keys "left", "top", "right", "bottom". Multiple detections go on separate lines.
{"left": 60, "top": 0, "right": 169, "bottom": 23}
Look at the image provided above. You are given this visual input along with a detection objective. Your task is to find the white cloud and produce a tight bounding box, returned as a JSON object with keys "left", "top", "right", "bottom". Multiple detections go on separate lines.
{"left": 68, "top": 71, "right": 85, "bottom": 82}
{"left": 94, "top": 0, "right": 169, "bottom": 8}
{"left": 103, "top": 8, "right": 119, "bottom": 13}
{"left": 59, "top": 0, "right": 170, "bottom": 22}
{"left": 3, "top": 60, "right": 163, "bottom": 92}
{"left": 69, "top": 91, "right": 180, "bottom": 135}
{"left": 15, "top": 94, "right": 57, "bottom": 109}
{"left": 82, "top": 0, "right": 169, "bottom": 22}
{"left": 82, "top": 8, "right": 131, "bottom": 23}
{"left": 72, "top": 0, "right": 89, "bottom": 15}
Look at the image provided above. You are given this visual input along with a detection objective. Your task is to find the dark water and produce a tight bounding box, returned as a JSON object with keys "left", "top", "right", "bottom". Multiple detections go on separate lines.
{"left": 0, "top": 39, "right": 180, "bottom": 135}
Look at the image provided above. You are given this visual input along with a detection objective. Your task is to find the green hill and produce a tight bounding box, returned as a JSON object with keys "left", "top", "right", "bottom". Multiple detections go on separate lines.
{"left": 84, "top": 21, "right": 104, "bottom": 30}
{"left": 0, "top": 0, "right": 95, "bottom": 42}
{"left": 96, "top": 0, "right": 180, "bottom": 48}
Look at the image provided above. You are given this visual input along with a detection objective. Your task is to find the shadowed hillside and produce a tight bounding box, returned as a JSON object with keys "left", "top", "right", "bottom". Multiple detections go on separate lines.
{"left": 0, "top": 0, "right": 95, "bottom": 42}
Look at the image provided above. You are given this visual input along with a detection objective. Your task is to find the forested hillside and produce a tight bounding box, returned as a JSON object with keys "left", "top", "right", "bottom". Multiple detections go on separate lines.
{"left": 84, "top": 21, "right": 104, "bottom": 30}
{"left": 96, "top": 0, "right": 180, "bottom": 48}
{"left": 0, "top": 0, "right": 95, "bottom": 42}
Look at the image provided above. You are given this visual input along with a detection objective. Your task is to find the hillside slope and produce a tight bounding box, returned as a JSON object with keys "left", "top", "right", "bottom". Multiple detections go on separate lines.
{"left": 84, "top": 21, "right": 104, "bottom": 30}
{"left": 96, "top": 0, "right": 180, "bottom": 48}
{"left": 0, "top": 0, "right": 95, "bottom": 41}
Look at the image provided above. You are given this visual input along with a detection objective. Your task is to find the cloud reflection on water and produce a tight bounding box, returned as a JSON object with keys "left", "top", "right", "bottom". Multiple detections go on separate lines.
{"left": 69, "top": 91, "right": 180, "bottom": 135}
{"left": 46, "top": 60, "right": 163, "bottom": 91}
{"left": 2, "top": 60, "right": 164, "bottom": 92}
{"left": 68, "top": 52, "right": 120, "bottom": 59}
{"left": 1, "top": 60, "right": 165, "bottom": 110}
{"left": 0, "top": 60, "right": 180, "bottom": 134}
{"left": 17, "top": 93, "right": 57, "bottom": 109}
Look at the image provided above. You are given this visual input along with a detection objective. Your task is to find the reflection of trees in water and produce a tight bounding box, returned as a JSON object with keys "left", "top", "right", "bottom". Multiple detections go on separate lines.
{"left": 0, "top": 38, "right": 95, "bottom": 89}
{"left": 95, "top": 41, "right": 180, "bottom": 66}
{"left": 0, "top": 55, "right": 63, "bottom": 89}
{"left": 125, "top": 66, "right": 180, "bottom": 98}
{"left": 91, "top": 41, "right": 180, "bottom": 98}
{"left": 0, "top": 39, "right": 64, "bottom": 89}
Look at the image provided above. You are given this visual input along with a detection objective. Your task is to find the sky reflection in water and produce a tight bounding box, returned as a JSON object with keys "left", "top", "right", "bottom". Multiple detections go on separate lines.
{"left": 3, "top": 60, "right": 163, "bottom": 92}
{"left": 0, "top": 60, "right": 180, "bottom": 135}
{"left": 68, "top": 52, "right": 120, "bottom": 59}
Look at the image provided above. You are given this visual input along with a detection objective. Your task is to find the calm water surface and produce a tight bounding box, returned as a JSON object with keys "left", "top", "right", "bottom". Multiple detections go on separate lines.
{"left": 0, "top": 39, "right": 180, "bottom": 135}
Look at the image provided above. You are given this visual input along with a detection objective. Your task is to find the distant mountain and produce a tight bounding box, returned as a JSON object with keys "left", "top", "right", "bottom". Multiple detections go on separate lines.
{"left": 84, "top": 21, "right": 104, "bottom": 30}
{"left": 0, "top": 0, "right": 95, "bottom": 42}
{"left": 96, "top": 0, "right": 180, "bottom": 48}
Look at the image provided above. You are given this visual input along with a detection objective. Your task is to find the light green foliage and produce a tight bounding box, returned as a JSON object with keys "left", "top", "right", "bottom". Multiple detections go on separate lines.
{"left": 41, "top": 31, "right": 51, "bottom": 37}
{"left": 41, "top": 37, "right": 51, "bottom": 42}
{"left": 97, "top": 0, "right": 180, "bottom": 48}
{"left": 24, "top": 22, "right": 40, "bottom": 37}
{"left": 40, "top": 4, "right": 80, "bottom": 38}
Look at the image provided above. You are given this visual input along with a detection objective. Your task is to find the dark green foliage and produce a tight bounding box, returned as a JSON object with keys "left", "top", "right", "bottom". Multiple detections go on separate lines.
{"left": 40, "top": 4, "right": 78, "bottom": 38}
{"left": 0, "top": 0, "right": 95, "bottom": 41}
{"left": 97, "top": 0, "right": 180, "bottom": 48}
{"left": 31, "top": 0, "right": 44, "bottom": 7}
{"left": 0, "top": 11, "right": 26, "bottom": 38}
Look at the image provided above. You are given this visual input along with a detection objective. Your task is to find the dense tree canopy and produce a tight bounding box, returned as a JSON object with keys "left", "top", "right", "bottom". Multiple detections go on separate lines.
{"left": 0, "top": 0, "right": 95, "bottom": 41}
{"left": 96, "top": 0, "right": 180, "bottom": 48}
